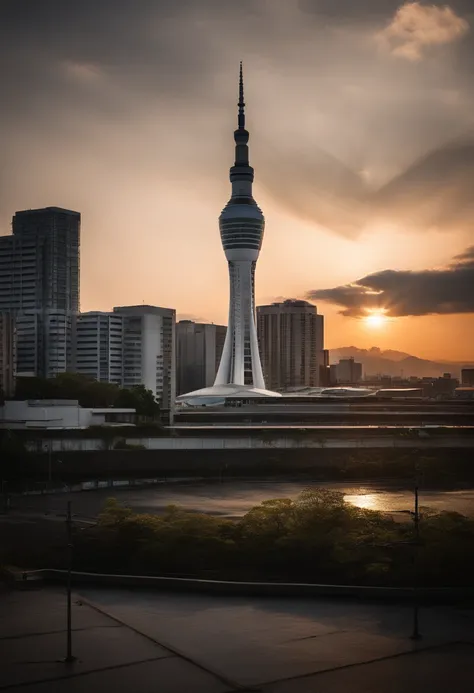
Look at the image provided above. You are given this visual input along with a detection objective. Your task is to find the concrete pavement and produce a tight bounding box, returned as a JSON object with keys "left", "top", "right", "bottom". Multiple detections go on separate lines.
{"left": 2, "top": 585, "right": 473, "bottom": 692}
{"left": 0, "top": 589, "right": 231, "bottom": 692}
{"left": 80, "top": 588, "right": 474, "bottom": 691}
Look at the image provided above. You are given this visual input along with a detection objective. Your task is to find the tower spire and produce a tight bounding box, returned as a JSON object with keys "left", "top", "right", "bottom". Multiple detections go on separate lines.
{"left": 238, "top": 61, "right": 245, "bottom": 130}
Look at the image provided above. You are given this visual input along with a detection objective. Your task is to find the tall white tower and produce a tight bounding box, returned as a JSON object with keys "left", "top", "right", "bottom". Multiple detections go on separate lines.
{"left": 214, "top": 63, "right": 266, "bottom": 389}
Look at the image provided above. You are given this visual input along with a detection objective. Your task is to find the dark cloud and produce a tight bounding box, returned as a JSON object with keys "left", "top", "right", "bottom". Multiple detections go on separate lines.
{"left": 260, "top": 134, "right": 474, "bottom": 237}
{"left": 307, "top": 245, "right": 474, "bottom": 317}
{"left": 0, "top": 0, "right": 473, "bottom": 237}
{"left": 300, "top": 0, "right": 473, "bottom": 21}
{"left": 259, "top": 145, "right": 370, "bottom": 236}
{"left": 371, "top": 135, "right": 474, "bottom": 232}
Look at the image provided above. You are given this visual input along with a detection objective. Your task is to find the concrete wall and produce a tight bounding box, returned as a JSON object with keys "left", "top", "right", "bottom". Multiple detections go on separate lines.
{"left": 24, "top": 433, "right": 474, "bottom": 453}
{"left": 15, "top": 446, "right": 474, "bottom": 484}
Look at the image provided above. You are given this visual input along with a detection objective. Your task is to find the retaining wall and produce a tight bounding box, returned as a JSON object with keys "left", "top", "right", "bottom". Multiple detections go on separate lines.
{"left": 25, "top": 434, "right": 474, "bottom": 454}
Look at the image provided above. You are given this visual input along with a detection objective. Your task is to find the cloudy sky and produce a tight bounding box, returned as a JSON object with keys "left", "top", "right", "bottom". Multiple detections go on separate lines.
{"left": 1, "top": 1, "right": 473, "bottom": 360}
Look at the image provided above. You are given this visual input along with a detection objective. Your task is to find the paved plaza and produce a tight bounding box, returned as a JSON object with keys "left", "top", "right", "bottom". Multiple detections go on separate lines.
{"left": 0, "top": 585, "right": 473, "bottom": 692}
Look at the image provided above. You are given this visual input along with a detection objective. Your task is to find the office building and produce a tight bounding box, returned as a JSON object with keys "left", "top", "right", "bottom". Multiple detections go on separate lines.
{"left": 0, "top": 312, "right": 16, "bottom": 396}
{"left": 334, "top": 358, "right": 363, "bottom": 384}
{"left": 257, "top": 300, "right": 325, "bottom": 390}
{"left": 0, "top": 207, "right": 80, "bottom": 377}
{"left": 75, "top": 312, "right": 124, "bottom": 385}
{"left": 461, "top": 369, "right": 474, "bottom": 386}
{"left": 176, "top": 321, "right": 226, "bottom": 395}
{"left": 114, "top": 305, "right": 176, "bottom": 409}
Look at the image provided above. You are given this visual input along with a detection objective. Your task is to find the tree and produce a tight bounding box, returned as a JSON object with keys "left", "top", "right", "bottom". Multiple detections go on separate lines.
{"left": 115, "top": 385, "right": 160, "bottom": 418}
{"left": 15, "top": 376, "right": 57, "bottom": 400}
{"left": 59, "top": 490, "right": 474, "bottom": 586}
{"left": 0, "top": 430, "right": 34, "bottom": 484}
{"left": 12, "top": 374, "right": 159, "bottom": 417}
{"left": 14, "top": 373, "right": 121, "bottom": 406}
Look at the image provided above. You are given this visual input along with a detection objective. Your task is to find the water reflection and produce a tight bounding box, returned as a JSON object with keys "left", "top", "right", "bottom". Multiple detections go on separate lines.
{"left": 15, "top": 480, "right": 474, "bottom": 518}
{"left": 345, "top": 493, "right": 383, "bottom": 511}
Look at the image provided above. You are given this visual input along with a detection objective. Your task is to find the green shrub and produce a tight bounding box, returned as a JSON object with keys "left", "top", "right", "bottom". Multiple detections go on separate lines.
{"left": 71, "top": 489, "right": 474, "bottom": 587}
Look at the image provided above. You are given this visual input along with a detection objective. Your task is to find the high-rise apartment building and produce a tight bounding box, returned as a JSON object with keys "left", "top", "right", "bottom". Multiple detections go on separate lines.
{"left": 113, "top": 305, "right": 176, "bottom": 409}
{"left": 0, "top": 207, "right": 80, "bottom": 378}
{"left": 334, "top": 358, "right": 363, "bottom": 384}
{"left": 75, "top": 312, "right": 124, "bottom": 385}
{"left": 0, "top": 312, "right": 16, "bottom": 397}
{"left": 176, "top": 321, "right": 226, "bottom": 395}
{"left": 74, "top": 306, "right": 176, "bottom": 407}
{"left": 257, "top": 300, "right": 324, "bottom": 391}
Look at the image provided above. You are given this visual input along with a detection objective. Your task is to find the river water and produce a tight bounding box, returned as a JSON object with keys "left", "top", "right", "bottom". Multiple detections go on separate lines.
{"left": 16, "top": 480, "right": 474, "bottom": 519}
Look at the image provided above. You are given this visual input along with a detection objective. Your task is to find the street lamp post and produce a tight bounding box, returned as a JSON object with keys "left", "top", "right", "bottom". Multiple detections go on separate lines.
{"left": 48, "top": 440, "right": 52, "bottom": 489}
{"left": 411, "top": 457, "right": 422, "bottom": 640}
{"left": 63, "top": 501, "right": 76, "bottom": 663}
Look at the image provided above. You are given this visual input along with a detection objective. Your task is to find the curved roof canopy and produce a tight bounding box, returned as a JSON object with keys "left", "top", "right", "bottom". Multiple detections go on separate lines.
{"left": 176, "top": 383, "right": 282, "bottom": 406}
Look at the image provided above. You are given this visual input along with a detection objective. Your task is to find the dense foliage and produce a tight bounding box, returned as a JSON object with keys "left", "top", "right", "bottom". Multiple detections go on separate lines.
{"left": 72, "top": 490, "right": 474, "bottom": 587}
{"left": 0, "top": 431, "right": 35, "bottom": 484}
{"left": 13, "top": 374, "right": 160, "bottom": 418}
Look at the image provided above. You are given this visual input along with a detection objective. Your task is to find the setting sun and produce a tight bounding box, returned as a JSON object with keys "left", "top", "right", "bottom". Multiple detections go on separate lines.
{"left": 364, "top": 311, "right": 388, "bottom": 329}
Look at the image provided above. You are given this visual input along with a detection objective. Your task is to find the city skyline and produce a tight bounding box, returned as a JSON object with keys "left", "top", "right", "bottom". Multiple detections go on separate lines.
{"left": 1, "top": 1, "right": 473, "bottom": 360}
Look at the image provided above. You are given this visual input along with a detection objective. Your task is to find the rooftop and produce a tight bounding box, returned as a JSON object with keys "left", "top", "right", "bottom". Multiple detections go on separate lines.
{"left": 114, "top": 305, "right": 175, "bottom": 317}
{"left": 14, "top": 207, "right": 80, "bottom": 216}
{"left": 176, "top": 383, "right": 282, "bottom": 405}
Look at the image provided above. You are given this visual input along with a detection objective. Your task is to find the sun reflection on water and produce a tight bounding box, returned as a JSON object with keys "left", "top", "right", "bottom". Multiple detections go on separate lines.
{"left": 345, "top": 493, "right": 381, "bottom": 511}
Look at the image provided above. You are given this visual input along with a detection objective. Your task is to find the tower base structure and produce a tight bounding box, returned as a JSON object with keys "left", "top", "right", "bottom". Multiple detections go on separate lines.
{"left": 214, "top": 257, "right": 264, "bottom": 389}
{"left": 175, "top": 382, "right": 281, "bottom": 408}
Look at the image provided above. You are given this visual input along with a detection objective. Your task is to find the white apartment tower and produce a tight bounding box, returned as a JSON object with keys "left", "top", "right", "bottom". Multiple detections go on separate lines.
{"left": 114, "top": 305, "right": 176, "bottom": 409}
{"left": 74, "top": 306, "right": 176, "bottom": 408}
{"left": 75, "top": 312, "right": 124, "bottom": 385}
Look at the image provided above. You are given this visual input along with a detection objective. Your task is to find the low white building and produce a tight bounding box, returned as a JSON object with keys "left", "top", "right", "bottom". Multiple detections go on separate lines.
{"left": 0, "top": 400, "right": 136, "bottom": 430}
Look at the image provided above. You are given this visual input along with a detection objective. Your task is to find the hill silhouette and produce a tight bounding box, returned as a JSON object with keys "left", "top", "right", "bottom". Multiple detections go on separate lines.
{"left": 330, "top": 347, "right": 473, "bottom": 379}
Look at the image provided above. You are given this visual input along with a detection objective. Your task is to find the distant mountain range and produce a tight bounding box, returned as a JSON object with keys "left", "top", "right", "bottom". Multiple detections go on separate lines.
{"left": 329, "top": 347, "right": 473, "bottom": 379}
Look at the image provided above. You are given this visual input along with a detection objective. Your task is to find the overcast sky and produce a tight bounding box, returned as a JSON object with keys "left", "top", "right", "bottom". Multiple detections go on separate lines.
{"left": 1, "top": 1, "right": 473, "bottom": 359}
